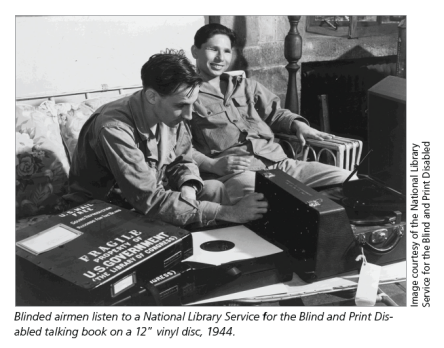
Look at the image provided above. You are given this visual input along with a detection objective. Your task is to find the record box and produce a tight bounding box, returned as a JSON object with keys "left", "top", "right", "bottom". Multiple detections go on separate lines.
{"left": 112, "top": 226, "right": 293, "bottom": 306}
{"left": 249, "top": 169, "right": 406, "bottom": 282}
{"left": 16, "top": 200, "right": 192, "bottom": 306}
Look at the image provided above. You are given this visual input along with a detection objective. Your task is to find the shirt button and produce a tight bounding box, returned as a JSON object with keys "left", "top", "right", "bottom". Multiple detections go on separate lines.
{"left": 207, "top": 111, "right": 212, "bottom": 115}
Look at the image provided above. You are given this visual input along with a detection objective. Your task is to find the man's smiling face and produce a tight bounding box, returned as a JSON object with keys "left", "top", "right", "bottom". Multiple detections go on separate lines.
{"left": 192, "top": 34, "right": 233, "bottom": 81}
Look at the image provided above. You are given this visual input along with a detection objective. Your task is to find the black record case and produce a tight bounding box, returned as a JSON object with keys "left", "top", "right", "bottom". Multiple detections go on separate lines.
{"left": 250, "top": 169, "right": 406, "bottom": 282}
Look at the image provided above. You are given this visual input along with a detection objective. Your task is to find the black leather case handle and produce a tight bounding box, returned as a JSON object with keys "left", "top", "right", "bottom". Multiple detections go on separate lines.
{"left": 357, "top": 227, "right": 404, "bottom": 254}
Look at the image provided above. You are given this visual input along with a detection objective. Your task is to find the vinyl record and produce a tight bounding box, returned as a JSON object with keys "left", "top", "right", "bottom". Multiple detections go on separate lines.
{"left": 184, "top": 225, "right": 282, "bottom": 266}
{"left": 200, "top": 240, "right": 235, "bottom": 252}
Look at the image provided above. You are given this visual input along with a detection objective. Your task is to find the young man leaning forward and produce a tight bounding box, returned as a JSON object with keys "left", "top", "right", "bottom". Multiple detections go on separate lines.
{"left": 69, "top": 50, "right": 267, "bottom": 226}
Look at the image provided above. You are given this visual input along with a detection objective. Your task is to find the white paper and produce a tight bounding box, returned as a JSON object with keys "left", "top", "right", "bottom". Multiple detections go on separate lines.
{"left": 16, "top": 224, "right": 82, "bottom": 255}
{"left": 252, "top": 261, "right": 406, "bottom": 301}
{"left": 355, "top": 262, "right": 382, "bottom": 306}
{"left": 186, "top": 283, "right": 288, "bottom": 305}
{"left": 183, "top": 225, "right": 282, "bottom": 266}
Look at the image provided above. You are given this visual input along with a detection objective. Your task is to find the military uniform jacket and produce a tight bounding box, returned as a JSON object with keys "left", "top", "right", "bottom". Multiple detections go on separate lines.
{"left": 69, "top": 90, "right": 220, "bottom": 226}
{"left": 191, "top": 71, "right": 308, "bottom": 171}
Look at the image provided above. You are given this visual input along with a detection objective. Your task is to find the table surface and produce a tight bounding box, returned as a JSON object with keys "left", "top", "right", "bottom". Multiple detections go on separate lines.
{"left": 189, "top": 261, "right": 406, "bottom": 306}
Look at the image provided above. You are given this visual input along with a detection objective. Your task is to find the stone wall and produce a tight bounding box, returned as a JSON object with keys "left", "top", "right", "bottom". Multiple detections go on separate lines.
{"left": 210, "top": 16, "right": 290, "bottom": 105}
{"left": 210, "top": 16, "right": 399, "bottom": 109}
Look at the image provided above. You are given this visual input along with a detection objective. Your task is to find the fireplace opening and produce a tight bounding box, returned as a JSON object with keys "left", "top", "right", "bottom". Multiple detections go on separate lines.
{"left": 300, "top": 56, "right": 397, "bottom": 144}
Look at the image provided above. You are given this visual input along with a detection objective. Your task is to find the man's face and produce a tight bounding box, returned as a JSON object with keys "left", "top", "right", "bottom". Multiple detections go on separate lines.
{"left": 153, "top": 84, "right": 200, "bottom": 127}
{"left": 192, "top": 34, "right": 233, "bottom": 81}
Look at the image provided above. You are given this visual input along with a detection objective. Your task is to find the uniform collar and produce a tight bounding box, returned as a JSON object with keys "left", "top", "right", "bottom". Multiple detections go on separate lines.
{"left": 223, "top": 70, "right": 246, "bottom": 79}
{"left": 221, "top": 71, "right": 246, "bottom": 88}
{"left": 199, "top": 71, "right": 246, "bottom": 100}
{"left": 128, "top": 90, "right": 177, "bottom": 166}
{"left": 128, "top": 89, "right": 158, "bottom": 141}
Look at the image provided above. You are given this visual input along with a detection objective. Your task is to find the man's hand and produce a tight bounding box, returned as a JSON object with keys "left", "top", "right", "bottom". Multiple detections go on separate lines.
{"left": 210, "top": 155, "right": 252, "bottom": 176}
{"left": 291, "top": 120, "right": 334, "bottom": 147}
{"left": 180, "top": 185, "right": 197, "bottom": 200}
{"left": 217, "top": 193, "right": 268, "bottom": 223}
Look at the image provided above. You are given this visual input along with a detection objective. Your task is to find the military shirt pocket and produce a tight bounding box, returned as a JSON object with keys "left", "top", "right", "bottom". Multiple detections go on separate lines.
{"left": 194, "top": 101, "right": 226, "bottom": 117}
{"left": 232, "top": 96, "right": 274, "bottom": 139}
{"left": 191, "top": 102, "right": 240, "bottom": 155}
{"left": 233, "top": 95, "right": 261, "bottom": 122}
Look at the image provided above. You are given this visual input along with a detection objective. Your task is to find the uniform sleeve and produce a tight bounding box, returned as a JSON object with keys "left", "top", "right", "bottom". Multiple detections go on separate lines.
{"left": 251, "top": 79, "right": 309, "bottom": 134}
{"left": 97, "top": 125, "right": 220, "bottom": 226}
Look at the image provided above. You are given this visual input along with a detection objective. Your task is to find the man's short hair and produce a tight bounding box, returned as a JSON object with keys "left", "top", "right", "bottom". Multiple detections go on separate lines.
{"left": 194, "top": 23, "right": 236, "bottom": 49}
{"left": 141, "top": 49, "right": 202, "bottom": 96}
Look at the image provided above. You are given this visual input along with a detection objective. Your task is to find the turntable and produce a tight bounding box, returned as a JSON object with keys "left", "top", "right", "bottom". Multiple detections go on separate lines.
{"left": 250, "top": 168, "right": 406, "bottom": 282}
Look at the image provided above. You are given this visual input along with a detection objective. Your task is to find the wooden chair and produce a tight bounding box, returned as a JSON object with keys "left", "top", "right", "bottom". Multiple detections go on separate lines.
{"left": 275, "top": 134, "right": 362, "bottom": 171}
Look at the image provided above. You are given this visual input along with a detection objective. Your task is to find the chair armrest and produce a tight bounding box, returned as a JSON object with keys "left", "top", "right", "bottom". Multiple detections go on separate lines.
{"left": 274, "top": 133, "right": 363, "bottom": 170}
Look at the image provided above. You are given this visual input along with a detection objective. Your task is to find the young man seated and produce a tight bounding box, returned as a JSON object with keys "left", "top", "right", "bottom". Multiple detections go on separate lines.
{"left": 190, "top": 23, "right": 354, "bottom": 202}
{"left": 69, "top": 50, "right": 267, "bottom": 226}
